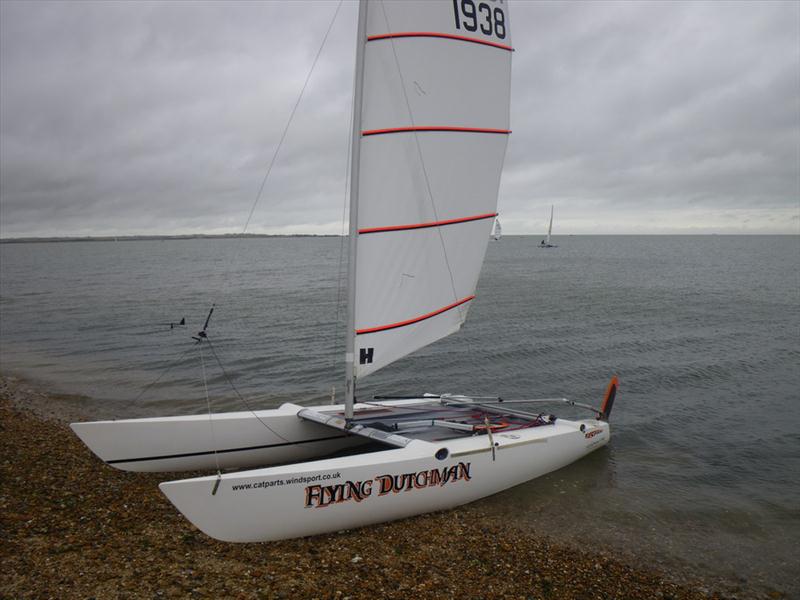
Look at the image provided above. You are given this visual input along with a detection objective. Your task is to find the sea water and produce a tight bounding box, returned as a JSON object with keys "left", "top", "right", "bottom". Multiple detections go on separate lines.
{"left": 1, "top": 235, "right": 798, "bottom": 595}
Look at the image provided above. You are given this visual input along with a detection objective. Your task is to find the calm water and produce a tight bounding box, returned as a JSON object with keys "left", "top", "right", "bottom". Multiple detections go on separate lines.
{"left": 1, "top": 235, "right": 798, "bottom": 595}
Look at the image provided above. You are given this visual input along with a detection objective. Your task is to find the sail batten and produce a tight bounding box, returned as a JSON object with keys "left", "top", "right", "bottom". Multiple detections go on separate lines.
{"left": 359, "top": 212, "right": 497, "bottom": 235}
{"left": 367, "top": 31, "right": 514, "bottom": 52}
{"left": 353, "top": 0, "right": 511, "bottom": 378}
{"left": 363, "top": 126, "right": 511, "bottom": 136}
{"left": 356, "top": 295, "right": 475, "bottom": 335}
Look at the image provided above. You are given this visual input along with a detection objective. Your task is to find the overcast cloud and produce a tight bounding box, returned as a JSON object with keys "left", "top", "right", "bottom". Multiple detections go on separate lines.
{"left": 1, "top": 0, "right": 798, "bottom": 237}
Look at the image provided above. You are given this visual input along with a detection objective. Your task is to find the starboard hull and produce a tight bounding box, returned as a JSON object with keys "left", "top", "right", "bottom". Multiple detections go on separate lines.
{"left": 159, "top": 418, "right": 610, "bottom": 542}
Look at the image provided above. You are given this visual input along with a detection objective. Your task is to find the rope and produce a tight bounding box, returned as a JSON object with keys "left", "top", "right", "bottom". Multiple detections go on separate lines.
{"left": 206, "top": 336, "right": 343, "bottom": 462}
{"left": 205, "top": 337, "right": 291, "bottom": 443}
{"left": 484, "top": 415, "right": 496, "bottom": 461}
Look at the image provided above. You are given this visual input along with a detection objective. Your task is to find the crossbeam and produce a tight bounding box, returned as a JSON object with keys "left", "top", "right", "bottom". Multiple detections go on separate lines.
{"left": 439, "top": 396, "right": 546, "bottom": 421}
{"left": 394, "top": 419, "right": 476, "bottom": 432}
{"left": 297, "top": 408, "right": 411, "bottom": 448}
{"left": 439, "top": 395, "right": 603, "bottom": 418}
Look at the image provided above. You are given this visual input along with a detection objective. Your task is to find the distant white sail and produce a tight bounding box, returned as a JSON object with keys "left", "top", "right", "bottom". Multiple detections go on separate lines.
{"left": 546, "top": 205, "right": 554, "bottom": 245}
{"left": 354, "top": 0, "right": 512, "bottom": 377}
{"left": 491, "top": 217, "right": 502, "bottom": 240}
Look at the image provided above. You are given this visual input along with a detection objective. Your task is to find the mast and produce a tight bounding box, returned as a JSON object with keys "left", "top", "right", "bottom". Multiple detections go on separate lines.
{"left": 344, "top": 0, "right": 368, "bottom": 421}
{"left": 547, "top": 205, "right": 553, "bottom": 245}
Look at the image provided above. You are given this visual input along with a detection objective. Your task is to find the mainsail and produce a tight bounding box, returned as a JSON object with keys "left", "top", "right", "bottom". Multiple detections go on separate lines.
{"left": 546, "top": 205, "right": 554, "bottom": 245}
{"left": 351, "top": 0, "right": 512, "bottom": 378}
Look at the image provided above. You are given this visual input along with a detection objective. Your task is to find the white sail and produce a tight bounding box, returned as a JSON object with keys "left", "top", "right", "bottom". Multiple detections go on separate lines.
{"left": 546, "top": 205, "right": 553, "bottom": 245}
{"left": 492, "top": 217, "right": 502, "bottom": 241}
{"left": 353, "top": 0, "right": 512, "bottom": 377}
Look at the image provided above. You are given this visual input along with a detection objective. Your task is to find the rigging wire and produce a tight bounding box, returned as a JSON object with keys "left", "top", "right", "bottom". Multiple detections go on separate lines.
{"left": 330, "top": 79, "right": 356, "bottom": 400}
{"left": 198, "top": 341, "right": 222, "bottom": 476}
{"left": 205, "top": 337, "right": 291, "bottom": 443}
{"left": 116, "top": 2, "right": 346, "bottom": 432}
{"left": 193, "top": 1, "right": 344, "bottom": 424}
{"left": 99, "top": 3, "right": 346, "bottom": 430}
{"left": 206, "top": 336, "right": 348, "bottom": 460}
{"left": 216, "top": 0, "right": 346, "bottom": 294}
{"left": 239, "top": 0, "right": 344, "bottom": 237}
{"left": 131, "top": 344, "right": 196, "bottom": 403}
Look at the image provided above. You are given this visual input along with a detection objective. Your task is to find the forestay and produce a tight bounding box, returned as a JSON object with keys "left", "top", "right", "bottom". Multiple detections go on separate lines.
{"left": 354, "top": 0, "right": 513, "bottom": 377}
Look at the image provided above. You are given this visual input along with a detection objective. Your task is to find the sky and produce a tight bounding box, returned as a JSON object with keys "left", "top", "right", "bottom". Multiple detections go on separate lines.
{"left": 1, "top": 0, "right": 798, "bottom": 238}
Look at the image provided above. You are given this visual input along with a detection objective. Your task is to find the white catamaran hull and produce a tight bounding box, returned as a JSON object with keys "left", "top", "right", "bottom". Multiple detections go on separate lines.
{"left": 70, "top": 398, "right": 435, "bottom": 472}
{"left": 159, "top": 418, "right": 610, "bottom": 542}
{"left": 71, "top": 403, "right": 371, "bottom": 472}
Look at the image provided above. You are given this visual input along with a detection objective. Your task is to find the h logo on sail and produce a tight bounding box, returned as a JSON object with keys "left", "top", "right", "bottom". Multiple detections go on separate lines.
{"left": 359, "top": 348, "right": 374, "bottom": 365}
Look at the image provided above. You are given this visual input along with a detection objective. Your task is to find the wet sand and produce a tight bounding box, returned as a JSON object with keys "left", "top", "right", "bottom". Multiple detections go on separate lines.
{"left": 0, "top": 375, "right": 773, "bottom": 599}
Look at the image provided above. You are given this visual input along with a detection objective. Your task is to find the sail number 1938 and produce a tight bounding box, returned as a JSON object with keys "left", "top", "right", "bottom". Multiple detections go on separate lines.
{"left": 453, "top": 0, "right": 506, "bottom": 39}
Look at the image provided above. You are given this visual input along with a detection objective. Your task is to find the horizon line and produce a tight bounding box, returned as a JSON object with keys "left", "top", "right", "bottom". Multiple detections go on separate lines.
{"left": 1, "top": 232, "right": 798, "bottom": 243}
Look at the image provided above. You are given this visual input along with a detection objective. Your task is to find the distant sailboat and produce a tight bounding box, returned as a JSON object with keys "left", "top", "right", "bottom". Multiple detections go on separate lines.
{"left": 491, "top": 217, "right": 502, "bottom": 240}
{"left": 539, "top": 205, "right": 557, "bottom": 248}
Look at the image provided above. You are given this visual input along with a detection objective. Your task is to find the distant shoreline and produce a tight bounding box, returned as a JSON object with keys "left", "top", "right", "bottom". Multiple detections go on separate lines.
{"left": 0, "top": 233, "right": 338, "bottom": 244}
{"left": 1, "top": 233, "right": 797, "bottom": 244}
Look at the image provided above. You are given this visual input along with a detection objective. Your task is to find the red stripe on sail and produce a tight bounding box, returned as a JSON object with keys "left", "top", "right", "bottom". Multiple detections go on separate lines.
{"left": 362, "top": 126, "right": 511, "bottom": 137}
{"left": 367, "top": 32, "right": 514, "bottom": 52}
{"left": 356, "top": 296, "right": 475, "bottom": 335}
{"left": 359, "top": 212, "right": 497, "bottom": 235}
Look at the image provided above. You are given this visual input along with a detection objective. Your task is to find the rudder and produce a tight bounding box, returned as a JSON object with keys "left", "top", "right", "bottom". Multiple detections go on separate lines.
{"left": 599, "top": 375, "right": 619, "bottom": 421}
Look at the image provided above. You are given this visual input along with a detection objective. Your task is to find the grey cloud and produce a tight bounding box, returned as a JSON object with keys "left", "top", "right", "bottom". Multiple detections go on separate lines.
{"left": 501, "top": 1, "right": 799, "bottom": 233}
{"left": 1, "top": 0, "right": 798, "bottom": 237}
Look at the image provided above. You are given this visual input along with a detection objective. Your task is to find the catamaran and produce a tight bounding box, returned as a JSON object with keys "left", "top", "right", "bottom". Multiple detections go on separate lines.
{"left": 72, "top": 0, "right": 618, "bottom": 543}
{"left": 539, "top": 205, "right": 557, "bottom": 248}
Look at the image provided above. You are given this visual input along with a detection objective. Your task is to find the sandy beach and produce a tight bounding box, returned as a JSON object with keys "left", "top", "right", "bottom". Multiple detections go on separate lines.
{"left": 0, "top": 375, "right": 775, "bottom": 600}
